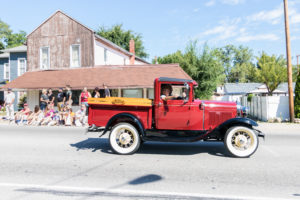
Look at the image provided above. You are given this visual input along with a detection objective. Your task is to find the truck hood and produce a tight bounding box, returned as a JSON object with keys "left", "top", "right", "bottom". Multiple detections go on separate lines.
{"left": 194, "top": 100, "right": 237, "bottom": 108}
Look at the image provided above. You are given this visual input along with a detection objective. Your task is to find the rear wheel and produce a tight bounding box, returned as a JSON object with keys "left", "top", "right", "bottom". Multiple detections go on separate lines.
{"left": 109, "top": 123, "right": 141, "bottom": 155}
{"left": 224, "top": 126, "right": 259, "bottom": 158}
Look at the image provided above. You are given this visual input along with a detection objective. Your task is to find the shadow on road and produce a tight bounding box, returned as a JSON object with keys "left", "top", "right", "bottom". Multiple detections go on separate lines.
{"left": 70, "top": 138, "right": 228, "bottom": 157}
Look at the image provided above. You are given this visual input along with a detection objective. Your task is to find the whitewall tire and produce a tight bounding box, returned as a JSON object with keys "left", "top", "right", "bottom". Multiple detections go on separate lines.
{"left": 224, "top": 126, "right": 259, "bottom": 158}
{"left": 109, "top": 123, "right": 141, "bottom": 155}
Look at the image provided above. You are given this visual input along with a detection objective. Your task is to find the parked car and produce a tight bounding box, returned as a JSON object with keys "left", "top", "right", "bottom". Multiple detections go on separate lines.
{"left": 87, "top": 77, "right": 264, "bottom": 157}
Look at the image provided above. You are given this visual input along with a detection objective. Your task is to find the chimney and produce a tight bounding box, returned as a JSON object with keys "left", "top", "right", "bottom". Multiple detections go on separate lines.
{"left": 129, "top": 39, "right": 135, "bottom": 65}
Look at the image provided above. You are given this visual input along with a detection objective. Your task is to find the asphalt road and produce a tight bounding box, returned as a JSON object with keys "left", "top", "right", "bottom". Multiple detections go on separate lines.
{"left": 0, "top": 123, "right": 300, "bottom": 200}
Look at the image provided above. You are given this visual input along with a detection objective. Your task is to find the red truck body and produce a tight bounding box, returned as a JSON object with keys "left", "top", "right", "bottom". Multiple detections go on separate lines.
{"left": 87, "top": 77, "right": 263, "bottom": 157}
{"left": 89, "top": 78, "right": 236, "bottom": 131}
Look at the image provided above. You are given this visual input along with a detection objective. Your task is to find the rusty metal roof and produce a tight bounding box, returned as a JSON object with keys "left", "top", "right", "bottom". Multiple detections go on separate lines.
{"left": 1, "top": 64, "right": 191, "bottom": 90}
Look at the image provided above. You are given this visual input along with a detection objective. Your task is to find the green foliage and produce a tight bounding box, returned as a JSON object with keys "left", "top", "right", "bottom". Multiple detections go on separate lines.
{"left": 0, "top": 19, "right": 26, "bottom": 50}
{"left": 18, "top": 94, "right": 27, "bottom": 109}
{"left": 295, "top": 72, "right": 300, "bottom": 118}
{"left": 96, "top": 24, "right": 148, "bottom": 59}
{"left": 247, "top": 94, "right": 253, "bottom": 102}
{"left": 5, "top": 30, "right": 26, "bottom": 48}
{"left": 156, "top": 41, "right": 224, "bottom": 99}
{"left": 0, "top": 19, "right": 12, "bottom": 50}
{"left": 214, "top": 45, "right": 257, "bottom": 83}
{"left": 292, "top": 65, "right": 298, "bottom": 82}
{"left": 256, "top": 52, "right": 287, "bottom": 95}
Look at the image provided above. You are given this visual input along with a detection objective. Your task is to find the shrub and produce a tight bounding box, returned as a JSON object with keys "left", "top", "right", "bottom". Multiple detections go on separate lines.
{"left": 247, "top": 94, "right": 253, "bottom": 102}
{"left": 18, "top": 93, "right": 27, "bottom": 108}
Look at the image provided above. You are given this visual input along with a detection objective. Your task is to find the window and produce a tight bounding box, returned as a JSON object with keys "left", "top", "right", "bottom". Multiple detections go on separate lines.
{"left": 147, "top": 88, "right": 154, "bottom": 99}
{"left": 104, "top": 48, "right": 107, "bottom": 64}
{"left": 70, "top": 44, "right": 80, "bottom": 67}
{"left": 122, "top": 89, "right": 143, "bottom": 98}
{"left": 160, "top": 84, "right": 189, "bottom": 101}
{"left": 4, "top": 63, "right": 9, "bottom": 80}
{"left": 40, "top": 47, "right": 50, "bottom": 69}
{"left": 18, "top": 58, "right": 26, "bottom": 76}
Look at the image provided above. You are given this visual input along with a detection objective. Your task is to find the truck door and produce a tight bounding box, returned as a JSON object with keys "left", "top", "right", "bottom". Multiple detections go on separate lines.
{"left": 155, "top": 99, "right": 191, "bottom": 130}
{"left": 155, "top": 84, "right": 191, "bottom": 130}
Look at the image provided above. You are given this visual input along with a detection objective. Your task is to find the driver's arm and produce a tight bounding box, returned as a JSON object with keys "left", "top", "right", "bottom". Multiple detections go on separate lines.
{"left": 161, "top": 95, "right": 178, "bottom": 101}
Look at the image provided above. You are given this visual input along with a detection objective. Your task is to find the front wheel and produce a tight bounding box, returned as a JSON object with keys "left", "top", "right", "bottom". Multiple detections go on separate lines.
{"left": 224, "top": 126, "right": 259, "bottom": 158}
{"left": 109, "top": 123, "right": 141, "bottom": 155}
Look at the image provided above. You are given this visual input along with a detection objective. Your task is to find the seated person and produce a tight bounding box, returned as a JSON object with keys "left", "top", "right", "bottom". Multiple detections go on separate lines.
{"left": 181, "top": 88, "right": 189, "bottom": 100}
{"left": 64, "top": 107, "right": 75, "bottom": 126}
{"left": 75, "top": 104, "right": 88, "bottom": 127}
{"left": 15, "top": 103, "right": 31, "bottom": 124}
{"left": 27, "top": 106, "right": 42, "bottom": 125}
{"left": 160, "top": 84, "right": 178, "bottom": 101}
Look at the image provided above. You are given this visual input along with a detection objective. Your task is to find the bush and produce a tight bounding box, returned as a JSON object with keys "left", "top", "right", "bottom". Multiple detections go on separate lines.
{"left": 295, "top": 73, "right": 300, "bottom": 118}
{"left": 18, "top": 93, "right": 27, "bottom": 108}
{"left": 247, "top": 94, "right": 253, "bottom": 102}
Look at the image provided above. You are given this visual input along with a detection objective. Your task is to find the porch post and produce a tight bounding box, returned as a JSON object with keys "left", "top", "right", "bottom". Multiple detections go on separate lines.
{"left": 143, "top": 88, "right": 147, "bottom": 98}
{"left": 118, "top": 88, "right": 121, "bottom": 97}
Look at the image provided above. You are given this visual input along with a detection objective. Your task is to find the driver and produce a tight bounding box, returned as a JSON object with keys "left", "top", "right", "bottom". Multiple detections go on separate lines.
{"left": 161, "top": 84, "right": 178, "bottom": 101}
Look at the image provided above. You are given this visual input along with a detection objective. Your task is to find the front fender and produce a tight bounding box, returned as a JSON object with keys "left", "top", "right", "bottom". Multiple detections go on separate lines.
{"left": 211, "top": 117, "right": 258, "bottom": 138}
{"left": 103, "top": 113, "right": 145, "bottom": 136}
{"left": 220, "top": 117, "right": 258, "bottom": 128}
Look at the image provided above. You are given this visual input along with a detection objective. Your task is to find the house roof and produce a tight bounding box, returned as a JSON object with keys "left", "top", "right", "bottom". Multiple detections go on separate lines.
{"left": 276, "top": 82, "right": 296, "bottom": 93}
{"left": 223, "top": 82, "right": 296, "bottom": 95}
{"left": 0, "top": 53, "right": 9, "bottom": 58}
{"left": 1, "top": 45, "right": 27, "bottom": 53}
{"left": 1, "top": 64, "right": 191, "bottom": 90}
{"left": 224, "top": 83, "right": 262, "bottom": 94}
{"left": 27, "top": 10, "right": 149, "bottom": 64}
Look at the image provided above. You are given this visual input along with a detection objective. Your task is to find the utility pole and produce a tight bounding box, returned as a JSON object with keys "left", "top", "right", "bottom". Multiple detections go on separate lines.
{"left": 284, "top": 0, "right": 295, "bottom": 122}
{"left": 297, "top": 55, "right": 300, "bottom": 75}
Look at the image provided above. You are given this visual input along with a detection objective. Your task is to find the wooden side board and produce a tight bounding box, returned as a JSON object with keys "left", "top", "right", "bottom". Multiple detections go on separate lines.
{"left": 88, "top": 97, "right": 152, "bottom": 107}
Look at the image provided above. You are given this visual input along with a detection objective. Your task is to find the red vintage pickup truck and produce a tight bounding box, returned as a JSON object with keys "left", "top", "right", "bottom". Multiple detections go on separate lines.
{"left": 87, "top": 77, "right": 264, "bottom": 157}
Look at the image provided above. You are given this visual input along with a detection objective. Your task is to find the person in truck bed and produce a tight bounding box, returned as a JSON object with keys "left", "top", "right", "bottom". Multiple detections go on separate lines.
{"left": 160, "top": 84, "right": 178, "bottom": 101}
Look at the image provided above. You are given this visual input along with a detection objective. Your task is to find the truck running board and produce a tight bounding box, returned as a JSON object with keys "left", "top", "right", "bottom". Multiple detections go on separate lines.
{"left": 87, "top": 124, "right": 105, "bottom": 132}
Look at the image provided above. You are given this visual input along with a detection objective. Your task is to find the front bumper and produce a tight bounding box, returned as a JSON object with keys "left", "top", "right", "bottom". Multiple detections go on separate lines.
{"left": 254, "top": 129, "right": 265, "bottom": 140}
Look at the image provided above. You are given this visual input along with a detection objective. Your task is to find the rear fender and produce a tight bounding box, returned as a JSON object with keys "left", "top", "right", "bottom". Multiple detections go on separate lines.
{"left": 103, "top": 113, "right": 145, "bottom": 136}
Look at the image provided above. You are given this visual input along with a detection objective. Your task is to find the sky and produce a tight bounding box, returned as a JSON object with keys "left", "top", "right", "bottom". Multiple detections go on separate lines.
{"left": 1, "top": 0, "right": 300, "bottom": 64}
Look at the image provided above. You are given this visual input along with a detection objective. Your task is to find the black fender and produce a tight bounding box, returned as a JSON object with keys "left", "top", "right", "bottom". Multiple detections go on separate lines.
{"left": 102, "top": 113, "right": 145, "bottom": 137}
{"left": 211, "top": 117, "right": 258, "bottom": 139}
{"left": 220, "top": 117, "right": 258, "bottom": 128}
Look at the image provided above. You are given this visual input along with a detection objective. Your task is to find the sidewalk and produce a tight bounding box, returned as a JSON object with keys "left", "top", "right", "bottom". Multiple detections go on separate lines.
{"left": 257, "top": 122, "right": 300, "bottom": 135}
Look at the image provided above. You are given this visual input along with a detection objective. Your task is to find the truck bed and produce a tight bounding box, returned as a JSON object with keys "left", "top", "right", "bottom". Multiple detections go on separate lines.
{"left": 88, "top": 97, "right": 153, "bottom": 129}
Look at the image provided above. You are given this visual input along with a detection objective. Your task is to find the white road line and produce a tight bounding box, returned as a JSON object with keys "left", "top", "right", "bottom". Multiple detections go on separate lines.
{"left": 0, "top": 182, "right": 292, "bottom": 200}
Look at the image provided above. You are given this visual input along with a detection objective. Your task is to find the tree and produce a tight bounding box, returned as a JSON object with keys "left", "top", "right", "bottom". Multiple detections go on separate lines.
{"left": 295, "top": 72, "right": 300, "bottom": 118}
{"left": 256, "top": 52, "right": 287, "bottom": 95}
{"left": 0, "top": 19, "right": 26, "bottom": 50}
{"left": 214, "top": 45, "right": 257, "bottom": 83}
{"left": 292, "top": 65, "right": 298, "bottom": 82}
{"left": 96, "top": 24, "right": 148, "bottom": 59}
{"left": 156, "top": 41, "right": 225, "bottom": 99}
{"left": 214, "top": 45, "right": 235, "bottom": 81}
{"left": 0, "top": 19, "right": 12, "bottom": 50}
{"left": 5, "top": 30, "right": 26, "bottom": 48}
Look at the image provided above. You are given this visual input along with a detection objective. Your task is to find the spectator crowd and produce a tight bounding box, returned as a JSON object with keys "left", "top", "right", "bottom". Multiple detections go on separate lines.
{"left": 1, "top": 85, "right": 111, "bottom": 127}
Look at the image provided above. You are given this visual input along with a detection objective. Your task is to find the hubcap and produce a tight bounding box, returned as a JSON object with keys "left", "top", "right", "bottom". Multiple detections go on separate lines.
{"left": 116, "top": 128, "right": 135, "bottom": 148}
{"left": 231, "top": 131, "right": 254, "bottom": 150}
